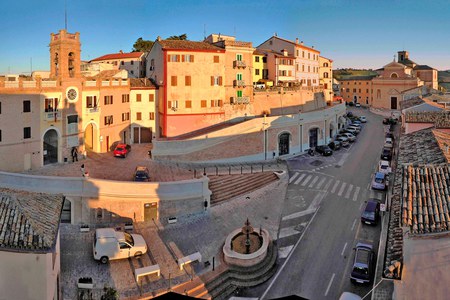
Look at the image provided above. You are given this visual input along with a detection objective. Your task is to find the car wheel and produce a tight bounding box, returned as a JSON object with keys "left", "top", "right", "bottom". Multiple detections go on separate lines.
{"left": 134, "top": 251, "right": 142, "bottom": 257}
{"left": 100, "top": 256, "right": 109, "bottom": 264}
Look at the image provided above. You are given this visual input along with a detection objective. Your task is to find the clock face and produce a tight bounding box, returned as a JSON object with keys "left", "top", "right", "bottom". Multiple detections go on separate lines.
{"left": 66, "top": 88, "right": 78, "bottom": 101}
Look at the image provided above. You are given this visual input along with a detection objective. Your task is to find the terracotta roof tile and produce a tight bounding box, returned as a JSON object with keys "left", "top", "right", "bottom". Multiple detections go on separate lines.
{"left": 158, "top": 40, "right": 223, "bottom": 51}
{"left": 91, "top": 52, "right": 144, "bottom": 62}
{"left": 0, "top": 188, "right": 64, "bottom": 252}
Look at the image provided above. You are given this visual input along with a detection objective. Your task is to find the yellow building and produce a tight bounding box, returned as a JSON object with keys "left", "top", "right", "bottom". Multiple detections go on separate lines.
{"left": 252, "top": 50, "right": 266, "bottom": 86}
{"left": 319, "top": 56, "right": 333, "bottom": 102}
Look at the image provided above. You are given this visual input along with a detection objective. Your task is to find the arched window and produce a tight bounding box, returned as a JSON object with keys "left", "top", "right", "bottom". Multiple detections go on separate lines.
{"left": 68, "top": 52, "right": 75, "bottom": 77}
{"left": 54, "top": 52, "right": 59, "bottom": 76}
{"left": 324, "top": 72, "right": 329, "bottom": 78}
{"left": 323, "top": 63, "right": 329, "bottom": 67}
{"left": 390, "top": 73, "right": 398, "bottom": 78}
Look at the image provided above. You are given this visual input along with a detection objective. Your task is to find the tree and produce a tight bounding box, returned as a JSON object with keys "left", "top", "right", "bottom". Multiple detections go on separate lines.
{"left": 167, "top": 34, "right": 188, "bottom": 40}
{"left": 132, "top": 37, "right": 154, "bottom": 52}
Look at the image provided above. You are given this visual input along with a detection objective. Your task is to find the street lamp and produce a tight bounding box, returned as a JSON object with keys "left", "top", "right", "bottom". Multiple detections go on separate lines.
{"left": 262, "top": 114, "right": 268, "bottom": 160}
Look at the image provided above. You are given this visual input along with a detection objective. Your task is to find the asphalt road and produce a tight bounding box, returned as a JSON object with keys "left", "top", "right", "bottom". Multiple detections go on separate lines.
{"left": 243, "top": 107, "right": 389, "bottom": 300}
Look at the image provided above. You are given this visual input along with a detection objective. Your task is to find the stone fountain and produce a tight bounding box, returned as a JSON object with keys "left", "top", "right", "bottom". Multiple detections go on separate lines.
{"left": 223, "top": 218, "right": 271, "bottom": 267}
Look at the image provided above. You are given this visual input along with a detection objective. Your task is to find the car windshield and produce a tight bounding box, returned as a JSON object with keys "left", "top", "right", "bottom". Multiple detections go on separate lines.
{"left": 353, "top": 266, "right": 368, "bottom": 275}
{"left": 116, "top": 147, "right": 124, "bottom": 151}
{"left": 380, "top": 165, "right": 388, "bottom": 170}
{"left": 363, "top": 211, "right": 375, "bottom": 219}
{"left": 124, "top": 232, "right": 134, "bottom": 246}
{"left": 136, "top": 171, "right": 148, "bottom": 178}
{"left": 375, "top": 177, "right": 384, "bottom": 183}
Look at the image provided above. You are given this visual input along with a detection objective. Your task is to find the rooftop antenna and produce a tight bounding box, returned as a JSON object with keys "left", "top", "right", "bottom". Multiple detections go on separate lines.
{"left": 203, "top": 24, "right": 206, "bottom": 40}
{"left": 65, "top": 0, "right": 68, "bottom": 30}
{"left": 30, "top": 57, "right": 32, "bottom": 75}
{"left": 234, "top": 26, "right": 236, "bottom": 37}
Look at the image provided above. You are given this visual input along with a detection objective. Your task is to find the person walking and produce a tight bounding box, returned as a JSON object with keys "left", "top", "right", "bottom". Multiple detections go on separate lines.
{"left": 71, "top": 147, "right": 78, "bottom": 162}
{"left": 81, "top": 164, "right": 89, "bottom": 177}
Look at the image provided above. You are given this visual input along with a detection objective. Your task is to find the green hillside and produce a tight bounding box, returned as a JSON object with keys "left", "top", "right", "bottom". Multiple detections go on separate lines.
{"left": 333, "top": 69, "right": 378, "bottom": 80}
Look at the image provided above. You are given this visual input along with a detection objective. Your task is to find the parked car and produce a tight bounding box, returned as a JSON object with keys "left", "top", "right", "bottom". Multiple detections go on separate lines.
{"left": 134, "top": 166, "right": 150, "bottom": 182}
{"left": 93, "top": 228, "right": 148, "bottom": 264}
{"left": 371, "top": 172, "right": 387, "bottom": 190}
{"left": 359, "top": 116, "right": 367, "bottom": 123}
{"left": 339, "top": 132, "right": 356, "bottom": 142}
{"left": 113, "top": 143, "right": 131, "bottom": 158}
{"left": 378, "top": 160, "right": 392, "bottom": 175}
{"left": 328, "top": 140, "right": 341, "bottom": 151}
{"left": 385, "top": 132, "right": 394, "bottom": 140}
{"left": 348, "top": 125, "right": 361, "bottom": 133}
{"left": 339, "top": 292, "right": 362, "bottom": 300}
{"left": 361, "top": 199, "right": 380, "bottom": 225}
{"left": 316, "top": 145, "right": 333, "bottom": 156}
{"left": 385, "top": 137, "right": 393, "bottom": 146}
{"left": 383, "top": 117, "right": 397, "bottom": 125}
{"left": 351, "top": 121, "right": 362, "bottom": 127}
{"left": 381, "top": 147, "right": 392, "bottom": 161}
{"left": 336, "top": 136, "right": 350, "bottom": 147}
{"left": 350, "top": 242, "right": 375, "bottom": 284}
{"left": 343, "top": 127, "right": 359, "bottom": 135}
{"left": 355, "top": 103, "right": 361, "bottom": 107}
{"left": 347, "top": 111, "right": 354, "bottom": 117}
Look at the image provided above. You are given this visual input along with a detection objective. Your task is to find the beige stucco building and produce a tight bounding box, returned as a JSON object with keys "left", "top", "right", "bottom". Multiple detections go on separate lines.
{"left": 90, "top": 51, "right": 146, "bottom": 78}
{"left": 0, "top": 188, "right": 64, "bottom": 300}
{"left": 257, "top": 35, "right": 320, "bottom": 87}
{"left": 0, "top": 30, "right": 155, "bottom": 172}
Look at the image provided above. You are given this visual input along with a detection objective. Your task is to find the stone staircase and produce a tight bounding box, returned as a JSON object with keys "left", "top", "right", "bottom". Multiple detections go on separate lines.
{"left": 205, "top": 241, "right": 278, "bottom": 299}
{"left": 209, "top": 172, "right": 279, "bottom": 206}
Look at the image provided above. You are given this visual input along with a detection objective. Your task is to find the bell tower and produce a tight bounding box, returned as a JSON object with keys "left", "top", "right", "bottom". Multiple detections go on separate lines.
{"left": 49, "top": 29, "right": 81, "bottom": 79}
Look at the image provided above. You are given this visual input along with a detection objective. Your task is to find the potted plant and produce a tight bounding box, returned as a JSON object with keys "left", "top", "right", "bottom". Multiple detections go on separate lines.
{"left": 80, "top": 224, "right": 90, "bottom": 232}
{"left": 78, "top": 277, "right": 94, "bottom": 289}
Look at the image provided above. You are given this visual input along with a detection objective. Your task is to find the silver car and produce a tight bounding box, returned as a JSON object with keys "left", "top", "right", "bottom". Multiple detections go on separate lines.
{"left": 340, "top": 132, "right": 356, "bottom": 142}
{"left": 336, "top": 136, "right": 350, "bottom": 147}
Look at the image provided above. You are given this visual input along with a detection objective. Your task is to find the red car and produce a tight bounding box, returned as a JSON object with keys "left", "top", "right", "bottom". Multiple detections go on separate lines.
{"left": 113, "top": 143, "right": 131, "bottom": 158}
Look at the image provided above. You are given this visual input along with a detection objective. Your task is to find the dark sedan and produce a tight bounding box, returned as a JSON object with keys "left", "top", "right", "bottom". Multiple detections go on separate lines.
{"left": 316, "top": 145, "right": 333, "bottom": 156}
{"left": 328, "top": 140, "right": 341, "bottom": 151}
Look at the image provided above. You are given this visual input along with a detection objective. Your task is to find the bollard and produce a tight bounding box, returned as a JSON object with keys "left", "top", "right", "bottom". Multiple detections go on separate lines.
{"left": 213, "top": 256, "right": 215, "bottom": 271}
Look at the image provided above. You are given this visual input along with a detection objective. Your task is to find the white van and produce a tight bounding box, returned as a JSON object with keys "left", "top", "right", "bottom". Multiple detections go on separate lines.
{"left": 93, "top": 228, "right": 148, "bottom": 264}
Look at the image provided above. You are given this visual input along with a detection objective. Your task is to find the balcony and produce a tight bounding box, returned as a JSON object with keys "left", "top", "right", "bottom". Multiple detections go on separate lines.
{"left": 86, "top": 107, "right": 101, "bottom": 113}
{"left": 233, "top": 60, "right": 247, "bottom": 68}
{"left": 233, "top": 80, "right": 246, "bottom": 87}
{"left": 43, "top": 111, "right": 61, "bottom": 122}
{"left": 231, "top": 96, "right": 250, "bottom": 105}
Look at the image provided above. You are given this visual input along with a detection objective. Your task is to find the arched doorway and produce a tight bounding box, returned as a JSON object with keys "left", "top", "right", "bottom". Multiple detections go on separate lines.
{"left": 43, "top": 129, "right": 58, "bottom": 165}
{"left": 84, "top": 123, "right": 97, "bottom": 151}
{"left": 279, "top": 132, "right": 290, "bottom": 155}
{"left": 309, "top": 128, "right": 319, "bottom": 148}
{"left": 329, "top": 122, "right": 336, "bottom": 139}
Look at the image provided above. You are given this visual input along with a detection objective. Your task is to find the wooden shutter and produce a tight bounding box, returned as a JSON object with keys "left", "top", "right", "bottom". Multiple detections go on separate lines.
{"left": 211, "top": 76, "right": 214, "bottom": 86}
{"left": 201, "top": 100, "right": 207, "bottom": 108}
{"left": 171, "top": 76, "right": 177, "bottom": 86}
{"left": 168, "top": 101, "right": 172, "bottom": 108}
{"left": 191, "top": 55, "right": 194, "bottom": 62}
{"left": 219, "top": 76, "right": 223, "bottom": 86}
{"left": 149, "top": 94, "right": 154, "bottom": 102}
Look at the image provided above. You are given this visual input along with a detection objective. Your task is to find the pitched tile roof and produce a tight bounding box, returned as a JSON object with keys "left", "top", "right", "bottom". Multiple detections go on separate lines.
{"left": 414, "top": 64, "right": 434, "bottom": 71}
{"left": 158, "top": 40, "right": 223, "bottom": 51}
{"left": 404, "top": 111, "right": 450, "bottom": 128}
{"left": 432, "top": 129, "right": 450, "bottom": 162}
{"left": 0, "top": 188, "right": 64, "bottom": 252}
{"left": 130, "top": 78, "right": 156, "bottom": 88}
{"left": 401, "top": 164, "right": 450, "bottom": 234}
{"left": 91, "top": 52, "right": 144, "bottom": 62}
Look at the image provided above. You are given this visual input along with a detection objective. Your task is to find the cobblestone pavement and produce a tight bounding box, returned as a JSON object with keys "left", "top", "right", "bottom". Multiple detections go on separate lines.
{"left": 59, "top": 169, "right": 288, "bottom": 299}
{"left": 22, "top": 144, "right": 194, "bottom": 182}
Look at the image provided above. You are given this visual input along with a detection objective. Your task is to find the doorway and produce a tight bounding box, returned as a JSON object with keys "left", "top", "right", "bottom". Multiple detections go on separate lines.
{"left": 144, "top": 202, "right": 158, "bottom": 221}
{"left": 391, "top": 97, "right": 398, "bottom": 109}
{"left": 43, "top": 129, "right": 58, "bottom": 165}
{"left": 278, "top": 133, "right": 290, "bottom": 155}
{"left": 309, "top": 128, "right": 319, "bottom": 148}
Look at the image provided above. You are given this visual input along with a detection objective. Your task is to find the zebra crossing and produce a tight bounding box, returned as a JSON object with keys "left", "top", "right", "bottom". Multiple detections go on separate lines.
{"left": 288, "top": 171, "right": 384, "bottom": 201}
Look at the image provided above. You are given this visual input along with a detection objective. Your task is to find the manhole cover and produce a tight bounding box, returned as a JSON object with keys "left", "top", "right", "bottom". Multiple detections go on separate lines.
{"left": 310, "top": 160, "right": 323, "bottom": 166}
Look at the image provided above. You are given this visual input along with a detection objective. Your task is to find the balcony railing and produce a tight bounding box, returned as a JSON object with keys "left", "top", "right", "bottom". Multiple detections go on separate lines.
{"left": 233, "top": 60, "right": 247, "bottom": 68}
{"left": 233, "top": 80, "right": 246, "bottom": 87}
{"left": 87, "top": 107, "right": 101, "bottom": 113}
{"left": 231, "top": 96, "right": 250, "bottom": 104}
{"left": 43, "top": 111, "right": 61, "bottom": 122}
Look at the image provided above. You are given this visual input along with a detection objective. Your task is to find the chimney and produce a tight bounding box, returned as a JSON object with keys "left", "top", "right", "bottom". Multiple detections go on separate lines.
{"left": 300, "top": 41, "right": 304, "bottom": 45}
{"left": 312, "top": 46, "right": 314, "bottom": 49}
{"left": 274, "top": 32, "right": 277, "bottom": 37}
{"left": 295, "top": 38, "right": 299, "bottom": 44}
{"left": 119, "top": 50, "right": 123, "bottom": 54}
{"left": 282, "top": 49, "right": 288, "bottom": 56}
{"left": 157, "top": 36, "right": 161, "bottom": 41}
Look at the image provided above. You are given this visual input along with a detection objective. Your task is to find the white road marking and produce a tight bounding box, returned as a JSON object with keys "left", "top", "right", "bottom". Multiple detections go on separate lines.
{"left": 308, "top": 176, "right": 319, "bottom": 188}
{"left": 331, "top": 180, "right": 340, "bottom": 193}
{"left": 352, "top": 186, "right": 361, "bottom": 201}
{"left": 351, "top": 219, "right": 357, "bottom": 231}
{"left": 360, "top": 202, "right": 364, "bottom": 210}
{"left": 261, "top": 208, "right": 320, "bottom": 300}
{"left": 289, "top": 172, "right": 299, "bottom": 183}
{"left": 278, "top": 245, "right": 294, "bottom": 259}
{"left": 316, "top": 177, "right": 327, "bottom": 189}
{"left": 338, "top": 182, "right": 347, "bottom": 196}
{"left": 345, "top": 184, "right": 354, "bottom": 199}
{"left": 341, "top": 242, "right": 348, "bottom": 256}
{"left": 301, "top": 175, "right": 313, "bottom": 186}
{"left": 278, "top": 226, "right": 302, "bottom": 239}
{"left": 294, "top": 173, "right": 306, "bottom": 185}
{"left": 282, "top": 209, "right": 315, "bottom": 221}
{"left": 308, "top": 192, "right": 327, "bottom": 210}
{"left": 324, "top": 273, "right": 336, "bottom": 297}
{"left": 323, "top": 178, "right": 334, "bottom": 191}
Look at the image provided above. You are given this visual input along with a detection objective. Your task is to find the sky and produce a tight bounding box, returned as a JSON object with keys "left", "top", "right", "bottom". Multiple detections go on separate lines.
{"left": 1, "top": 0, "right": 450, "bottom": 75}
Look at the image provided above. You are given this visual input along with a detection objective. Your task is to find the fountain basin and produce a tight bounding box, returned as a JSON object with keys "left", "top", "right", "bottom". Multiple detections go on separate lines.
{"left": 223, "top": 228, "right": 270, "bottom": 267}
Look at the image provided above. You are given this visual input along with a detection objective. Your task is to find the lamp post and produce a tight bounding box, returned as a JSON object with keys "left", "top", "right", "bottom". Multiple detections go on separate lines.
{"left": 263, "top": 114, "right": 268, "bottom": 160}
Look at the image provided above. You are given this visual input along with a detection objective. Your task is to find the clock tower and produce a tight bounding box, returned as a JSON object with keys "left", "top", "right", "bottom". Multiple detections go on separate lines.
{"left": 49, "top": 29, "right": 82, "bottom": 80}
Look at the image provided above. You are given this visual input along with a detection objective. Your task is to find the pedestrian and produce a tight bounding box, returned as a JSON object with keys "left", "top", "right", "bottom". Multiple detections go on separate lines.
{"left": 272, "top": 151, "right": 276, "bottom": 159}
{"left": 71, "top": 147, "right": 78, "bottom": 162}
{"left": 81, "top": 164, "right": 89, "bottom": 177}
